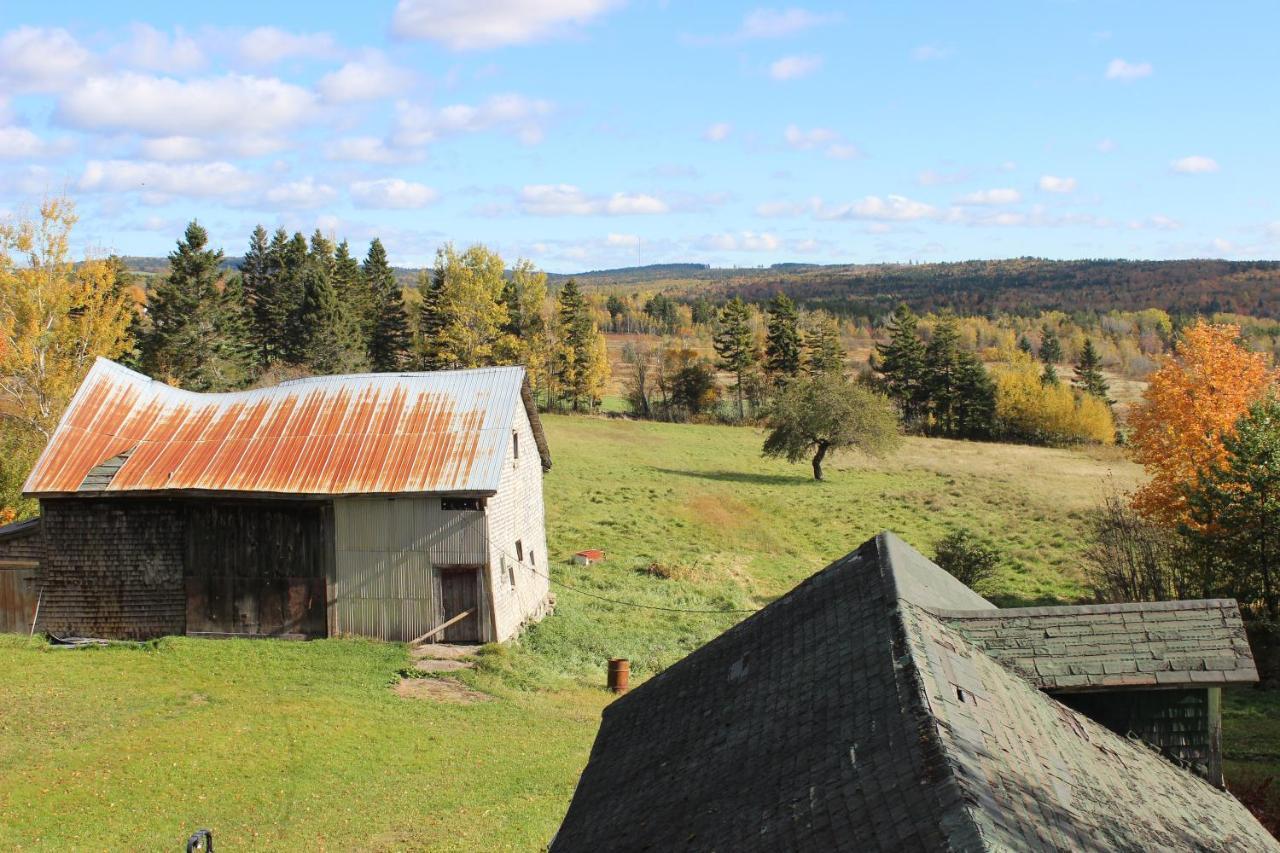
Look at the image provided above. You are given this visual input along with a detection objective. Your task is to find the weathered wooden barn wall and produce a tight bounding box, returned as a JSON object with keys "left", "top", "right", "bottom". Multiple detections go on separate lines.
{"left": 39, "top": 499, "right": 187, "bottom": 639}
{"left": 487, "top": 402, "right": 552, "bottom": 641}
{"left": 184, "top": 501, "right": 328, "bottom": 638}
{"left": 332, "top": 496, "right": 490, "bottom": 642}
{"left": 1057, "top": 687, "right": 1221, "bottom": 783}
{"left": 0, "top": 520, "right": 43, "bottom": 633}
{"left": 37, "top": 498, "right": 328, "bottom": 640}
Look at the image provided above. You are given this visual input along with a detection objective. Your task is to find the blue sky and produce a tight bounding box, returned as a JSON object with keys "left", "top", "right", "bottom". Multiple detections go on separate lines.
{"left": 2, "top": 1, "right": 1277, "bottom": 270}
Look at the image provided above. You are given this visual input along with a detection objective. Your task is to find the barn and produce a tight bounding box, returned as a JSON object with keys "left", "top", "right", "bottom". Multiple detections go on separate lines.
{"left": 11, "top": 358, "right": 552, "bottom": 644}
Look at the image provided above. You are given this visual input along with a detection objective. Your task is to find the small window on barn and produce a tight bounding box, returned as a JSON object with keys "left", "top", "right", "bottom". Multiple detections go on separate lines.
{"left": 442, "top": 497, "right": 482, "bottom": 512}
{"left": 515, "top": 539, "right": 524, "bottom": 561}
{"left": 530, "top": 550, "right": 536, "bottom": 566}
{"left": 507, "top": 561, "right": 517, "bottom": 587}
{"left": 513, "top": 430, "right": 520, "bottom": 461}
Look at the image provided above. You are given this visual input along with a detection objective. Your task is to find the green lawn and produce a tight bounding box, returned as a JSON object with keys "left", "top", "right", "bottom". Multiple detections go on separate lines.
{"left": 2, "top": 414, "right": 1272, "bottom": 850}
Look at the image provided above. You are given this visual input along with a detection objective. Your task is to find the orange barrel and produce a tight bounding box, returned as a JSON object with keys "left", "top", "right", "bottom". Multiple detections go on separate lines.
{"left": 607, "top": 658, "right": 630, "bottom": 694}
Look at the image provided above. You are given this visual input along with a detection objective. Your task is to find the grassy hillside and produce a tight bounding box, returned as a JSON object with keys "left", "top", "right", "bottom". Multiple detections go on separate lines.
{"left": 2, "top": 415, "right": 1274, "bottom": 849}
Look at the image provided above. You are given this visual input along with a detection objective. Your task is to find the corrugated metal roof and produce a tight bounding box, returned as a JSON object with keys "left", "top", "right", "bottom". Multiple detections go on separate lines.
{"left": 24, "top": 358, "right": 529, "bottom": 498}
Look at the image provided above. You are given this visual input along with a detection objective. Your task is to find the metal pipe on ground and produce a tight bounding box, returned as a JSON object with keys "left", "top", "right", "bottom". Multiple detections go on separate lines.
{"left": 608, "top": 658, "right": 630, "bottom": 694}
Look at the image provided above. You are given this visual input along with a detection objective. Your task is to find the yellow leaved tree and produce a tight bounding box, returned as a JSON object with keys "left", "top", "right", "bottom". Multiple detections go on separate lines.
{"left": 1128, "top": 321, "right": 1274, "bottom": 529}
{"left": 0, "top": 199, "right": 135, "bottom": 518}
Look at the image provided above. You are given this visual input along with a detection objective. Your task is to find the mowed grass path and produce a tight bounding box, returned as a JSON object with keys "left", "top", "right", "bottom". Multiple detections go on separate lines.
{"left": 14, "top": 413, "right": 1261, "bottom": 851}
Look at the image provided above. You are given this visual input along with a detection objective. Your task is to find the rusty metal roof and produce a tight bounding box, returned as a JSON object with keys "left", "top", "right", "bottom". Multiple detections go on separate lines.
{"left": 24, "top": 358, "right": 533, "bottom": 498}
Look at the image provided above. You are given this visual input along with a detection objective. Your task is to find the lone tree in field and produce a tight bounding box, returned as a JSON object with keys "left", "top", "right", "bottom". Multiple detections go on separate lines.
{"left": 713, "top": 296, "right": 757, "bottom": 420}
{"left": 1073, "top": 337, "right": 1111, "bottom": 403}
{"left": 762, "top": 374, "right": 900, "bottom": 480}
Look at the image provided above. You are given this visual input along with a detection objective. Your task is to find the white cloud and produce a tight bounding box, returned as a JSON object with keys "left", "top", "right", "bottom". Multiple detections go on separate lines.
{"left": 520, "top": 184, "right": 669, "bottom": 216}
{"left": 698, "top": 231, "right": 780, "bottom": 252}
{"left": 918, "top": 168, "right": 969, "bottom": 186}
{"left": 739, "top": 8, "right": 835, "bottom": 39}
{"left": 911, "top": 45, "right": 951, "bottom": 62}
{"left": 703, "top": 122, "right": 732, "bottom": 142}
{"left": 138, "top": 136, "right": 209, "bottom": 161}
{"left": 1038, "top": 175, "right": 1078, "bottom": 193}
{"left": 318, "top": 54, "right": 414, "bottom": 103}
{"left": 606, "top": 233, "right": 639, "bottom": 247}
{"left": 1171, "top": 155, "right": 1219, "bottom": 174}
{"left": 0, "top": 26, "right": 93, "bottom": 93}
{"left": 137, "top": 134, "right": 288, "bottom": 161}
{"left": 1105, "top": 58, "right": 1152, "bottom": 81}
{"left": 1212, "top": 237, "right": 1234, "bottom": 255}
{"left": 392, "top": 0, "right": 620, "bottom": 49}
{"left": 264, "top": 177, "right": 337, "bottom": 209}
{"left": 769, "top": 54, "right": 822, "bottom": 80}
{"left": 393, "top": 94, "right": 553, "bottom": 147}
{"left": 783, "top": 124, "right": 857, "bottom": 159}
{"left": 755, "top": 199, "right": 806, "bottom": 217}
{"left": 1129, "top": 214, "right": 1181, "bottom": 231}
{"left": 78, "top": 159, "right": 259, "bottom": 200}
{"left": 238, "top": 27, "right": 336, "bottom": 64}
{"left": 113, "top": 24, "right": 205, "bottom": 73}
{"left": 0, "top": 126, "right": 68, "bottom": 159}
{"left": 350, "top": 178, "right": 439, "bottom": 209}
{"left": 817, "top": 195, "right": 937, "bottom": 222}
{"left": 957, "top": 188, "right": 1021, "bottom": 205}
{"left": 325, "top": 136, "right": 423, "bottom": 164}
{"left": 57, "top": 73, "right": 319, "bottom": 137}
{"left": 1096, "top": 138, "right": 1116, "bottom": 153}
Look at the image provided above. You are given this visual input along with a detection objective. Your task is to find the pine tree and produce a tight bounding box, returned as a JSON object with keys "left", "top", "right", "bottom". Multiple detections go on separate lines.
{"left": 255, "top": 228, "right": 308, "bottom": 365}
{"left": 332, "top": 240, "right": 371, "bottom": 346}
{"left": 141, "top": 221, "right": 250, "bottom": 391}
{"left": 874, "top": 304, "right": 927, "bottom": 426}
{"left": 553, "top": 279, "right": 608, "bottom": 410}
{"left": 1073, "top": 337, "right": 1111, "bottom": 403}
{"left": 764, "top": 292, "right": 801, "bottom": 383}
{"left": 299, "top": 259, "right": 364, "bottom": 374}
{"left": 417, "top": 263, "right": 448, "bottom": 370}
{"left": 954, "top": 353, "right": 996, "bottom": 439}
{"left": 1041, "top": 362, "right": 1061, "bottom": 387}
{"left": 923, "top": 311, "right": 964, "bottom": 436}
{"left": 1038, "top": 325, "right": 1063, "bottom": 365}
{"left": 363, "top": 238, "right": 411, "bottom": 372}
{"left": 713, "top": 297, "right": 757, "bottom": 420}
{"left": 1017, "top": 335, "right": 1034, "bottom": 355}
{"left": 240, "top": 224, "right": 272, "bottom": 367}
{"left": 803, "top": 311, "right": 845, "bottom": 376}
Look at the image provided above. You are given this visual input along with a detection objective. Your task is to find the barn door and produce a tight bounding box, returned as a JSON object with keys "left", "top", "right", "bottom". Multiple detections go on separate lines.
{"left": 439, "top": 568, "right": 480, "bottom": 643}
{"left": 0, "top": 563, "right": 39, "bottom": 634}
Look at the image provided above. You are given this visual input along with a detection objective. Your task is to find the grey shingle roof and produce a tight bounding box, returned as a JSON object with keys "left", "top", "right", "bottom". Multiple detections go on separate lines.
{"left": 935, "top": 600, "right": 1257, "bottom": 690}
{"left": 551, "top": 532, "right": 1276, "bottom": 852}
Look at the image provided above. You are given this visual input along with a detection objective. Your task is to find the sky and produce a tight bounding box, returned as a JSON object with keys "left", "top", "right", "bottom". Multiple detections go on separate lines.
{"left": 1, "top": 1, "right": 1278, "bottom": 271}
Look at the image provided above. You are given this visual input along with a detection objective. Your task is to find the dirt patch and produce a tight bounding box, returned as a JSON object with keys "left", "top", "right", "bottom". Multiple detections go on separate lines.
{"left": 684, "top": 493, "right": 756, "bottom": 533}
{"left": 411, "top": 643, "right": 476, "bottom": 662}
{"left": 414, "top": 658, "right": 474, "bottom": 673}
{"left": 394, "top": 676, "right": 490, "bottom": 704}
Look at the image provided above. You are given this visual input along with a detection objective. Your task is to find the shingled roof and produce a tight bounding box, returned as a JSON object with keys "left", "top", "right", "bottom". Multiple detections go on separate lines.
{"left": 552, "top": 532, "right": 1276, "bottom": 852}
{"left": 937, "top": 600, "right": 1258, "bottom": 691}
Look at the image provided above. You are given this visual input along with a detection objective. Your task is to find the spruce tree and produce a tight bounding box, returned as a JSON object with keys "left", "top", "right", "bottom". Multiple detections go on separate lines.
{"left": 874, "top": 304, "right": 927, "bottom": 426}
{"left": 299, "top": 259, "right": 364, "bottom": 374}
{"left": 764, "top": 292, "right": 801, "bottom": 383}
{"left": 332, "top": 241, "right": 371, "bottom": 345}
{"left": 417, "top": 263, "right": 449, "bottom": 370}
{"left": 553, "top": 279, "right": 607, "bottom": 410}
{"left": 363, "top": 238, "right": 411, "bottom": 372}
{"left": 256, "top": 228, "right": 308, "bottom": 364}
{"left": 240, "top": 224, "right": 272, "bottom": 367}
{"left": 803, "top": 311, "right": 845, "bottom": 376}
{"left": 1041, "top": 362, "right": 1061, "bottom": 387}
{"left": 1073, "top": 338, "right": 1112, "bottom": 403}
{"left": 1038, "top": 325, "right": 1063, "bottom": 365}
{"left": 954, "top": 353, "right": 996, "bottom": 439}
{"left": 712, "top": 297, "right": 757, "bottom": 420}
{"left": 1017, "top": 335, "right": 1034, "bottom": 355}
{"left": 141, "top": 221, "right": 250, "bottom": 391}
{"left": 923, "top": 312, "right": 964, "bottom": 436}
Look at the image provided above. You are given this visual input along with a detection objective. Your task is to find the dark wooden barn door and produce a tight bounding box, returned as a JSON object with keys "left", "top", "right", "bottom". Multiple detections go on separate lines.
{"left": 439, "top": 568, "right": 480, "bottom": 643}
{"left": 0, "top": 563, "right": 39, "bottom": 633}
{"left": 185, "top": 502, "right": 328, "bottom": 639}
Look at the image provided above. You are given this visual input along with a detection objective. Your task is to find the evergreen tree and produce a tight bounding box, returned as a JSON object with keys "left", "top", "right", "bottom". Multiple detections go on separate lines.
{"left": 1038, "top": 325, "right": 1063, "bottom": 365}
{"left": 1041, "top": 362, "right": 1061, "bottom": 387}
{"left": 764, "top": 292, "right": 802, "bottom": 383}
{"left": 712, "top": 297, "right": 757, "bottom": 420}
{"left": 1073, "top": 337, "right": 1112, "bottom": 403}
{"left": 923, "top": 311, "right": 964, "bottom": 436}
{"left": 416, "top": 244, "right": 509, "bottom": 370}
{"left": 803, "top": 311, "right": 845, "bottom": 376}
{"left": 874, "top": 303, "right": 927, "bottom": 426}
{"left": 332, "top": 240, "right": 371, "bottom": 346}
{"left": 298, "top": 259, "right": 364, "bottom": 374}
{"left": 1017, "top": 335, "right": 1034, "bottom": 355}
{"left": 240, "top": 224, "right": 272, "bottom": 367}
{"left": 504, "top": 258, "right": 551, "bottom": 395}
{"left": 954, "top": 353, "right": 996, "bottom": 439}
{"left": 256, "top": 228, "right": 308, "bottom": 365}
{"left": 141, "top": 221, "right": 251, "bottom": 391}
{"left": 363, "top": 238, "right": 411, "bottom": 372}
{"left": 417, "top": 263, "right": 448, "bottom": 370}
{"left": 554, "top": 279, "right": 608, "bottom": 410}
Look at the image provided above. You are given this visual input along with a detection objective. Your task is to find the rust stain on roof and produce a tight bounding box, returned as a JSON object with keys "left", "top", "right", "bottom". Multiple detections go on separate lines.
{"left": 25, "top": 359, "right": 531, "bottom": 498}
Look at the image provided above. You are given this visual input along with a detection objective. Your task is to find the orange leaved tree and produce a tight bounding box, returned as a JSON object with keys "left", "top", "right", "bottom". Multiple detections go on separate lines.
{"left": 1128, "top": 321, "right": 1274, "bottom": 528}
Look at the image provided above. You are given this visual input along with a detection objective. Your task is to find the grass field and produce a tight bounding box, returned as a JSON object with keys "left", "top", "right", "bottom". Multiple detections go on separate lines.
{"left": 1, "top": 414, "right": 1274, "bottom": 849}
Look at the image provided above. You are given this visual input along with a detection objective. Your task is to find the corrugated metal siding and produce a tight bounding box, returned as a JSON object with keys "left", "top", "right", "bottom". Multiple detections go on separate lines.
{"left": 332, "top": 497, "right": 489, "bottom": 642}
{"left": 25, "top": 358, "right": 527, "bottom": 497}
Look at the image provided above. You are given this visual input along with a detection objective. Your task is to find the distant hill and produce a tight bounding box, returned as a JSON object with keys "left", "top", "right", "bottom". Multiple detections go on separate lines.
{"left": 118, "top": 256, "right": 1280, "bottom": 318}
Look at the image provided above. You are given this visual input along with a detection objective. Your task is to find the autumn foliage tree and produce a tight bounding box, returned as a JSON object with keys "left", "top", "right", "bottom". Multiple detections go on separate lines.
{"left": 1128, "top": 321, "right": 1274, "bottom": 528}
{"left": 0, "top": 199, "right": 134, "bottom": 519}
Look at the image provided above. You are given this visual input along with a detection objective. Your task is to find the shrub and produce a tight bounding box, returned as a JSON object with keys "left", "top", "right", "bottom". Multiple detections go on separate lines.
{"left": 933, "top": 528, "right": 1000, "bottom": 590}
{"left": 993, "top": 350, "right": 1115, "bottom": 445}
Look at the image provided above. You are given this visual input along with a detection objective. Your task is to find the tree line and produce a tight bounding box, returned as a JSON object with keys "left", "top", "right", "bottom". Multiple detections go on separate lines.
{"left": 133, "top": 221, "right": 609, "bottom": 407}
